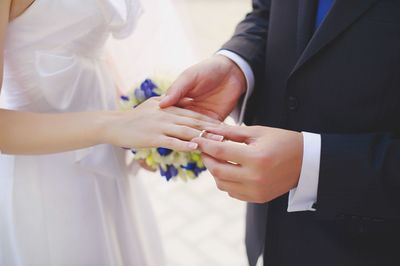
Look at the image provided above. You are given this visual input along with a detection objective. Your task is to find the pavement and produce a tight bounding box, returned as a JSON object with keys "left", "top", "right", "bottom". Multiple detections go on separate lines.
{"left": 139, "top": 171, "right": 248, "bottom": 266}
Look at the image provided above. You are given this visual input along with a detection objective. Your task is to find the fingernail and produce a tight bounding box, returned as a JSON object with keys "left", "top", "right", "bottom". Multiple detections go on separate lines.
{"left": 159, "top": 95, "right": 168, "bottom": 104}
{"left": 188, "top": 142, "right": 198, "bottom": 150}
{"left": 207, "top": 133, "right": 224, "bottom": 142}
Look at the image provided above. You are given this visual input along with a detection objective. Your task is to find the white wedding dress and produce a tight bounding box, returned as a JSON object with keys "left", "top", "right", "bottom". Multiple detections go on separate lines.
{"left": 0, "top": 0, "right": 165, "bottom": 265}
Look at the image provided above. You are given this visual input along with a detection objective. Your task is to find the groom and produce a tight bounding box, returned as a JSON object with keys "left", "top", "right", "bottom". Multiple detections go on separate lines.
{"left": 161, "top": 0, "right": 400, "bottom": 265}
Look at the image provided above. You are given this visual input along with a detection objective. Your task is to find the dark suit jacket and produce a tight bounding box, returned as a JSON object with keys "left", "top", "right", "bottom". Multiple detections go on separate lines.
{"left": 222, "top": 0, "right": 400, "bottom": 265}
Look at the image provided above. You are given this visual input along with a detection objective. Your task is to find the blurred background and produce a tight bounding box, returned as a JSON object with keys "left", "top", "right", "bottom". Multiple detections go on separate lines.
{"left": 109, "top": 0, "right": 253, "bottom": 265}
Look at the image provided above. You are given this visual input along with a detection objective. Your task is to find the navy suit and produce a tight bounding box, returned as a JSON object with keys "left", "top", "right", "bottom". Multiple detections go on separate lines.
{"left": 222, "top": 0, "right": 400, "bottom": 265}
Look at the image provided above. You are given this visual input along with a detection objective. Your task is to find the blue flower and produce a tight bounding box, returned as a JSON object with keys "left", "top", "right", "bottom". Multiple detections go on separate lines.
{"left": 134, "top": 88, "right": 147, "bottom": 103}
{"left": 182, "top": 162, "right": 206, "bottom": 177}
{"left": 160, "top": 165, "right": 178, "bottom": 181}
{"left": 157, "top": 147, "right": 173, "bottom": 156}
{"left": 141, "top": 79, "right": 160, "bottom": 98}
{"left": 119, "top": 77, "right": 206, "bottom": 182}
{"left": 120, "top": 95, "right": 130, "bottom": 101}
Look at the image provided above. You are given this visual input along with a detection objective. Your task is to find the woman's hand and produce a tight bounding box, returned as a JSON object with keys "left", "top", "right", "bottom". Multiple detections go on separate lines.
{"left": 101, "top": 97, "right": 222, "bottom": 152}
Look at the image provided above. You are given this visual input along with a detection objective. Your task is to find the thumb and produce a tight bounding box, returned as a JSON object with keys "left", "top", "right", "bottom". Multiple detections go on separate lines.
{"left": 159, "top": 71, "right": 196, "bottom": 108}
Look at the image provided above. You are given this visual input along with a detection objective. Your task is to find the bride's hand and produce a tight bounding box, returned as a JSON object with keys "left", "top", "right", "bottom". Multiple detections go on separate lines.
{"left": 101, "top": 97, "right": 222, "bottom": 152}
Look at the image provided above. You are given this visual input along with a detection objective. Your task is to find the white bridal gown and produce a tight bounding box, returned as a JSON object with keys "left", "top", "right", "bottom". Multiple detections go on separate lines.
{"left": 0, "top": 0, "right": 165, "bottom": 265}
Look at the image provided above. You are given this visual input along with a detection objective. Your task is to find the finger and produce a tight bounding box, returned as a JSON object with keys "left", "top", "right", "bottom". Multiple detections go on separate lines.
{"left": 176, "top": 97, "right": 194, "bottom": 108}
{"left": 138, "top": 160, "right": 157, "bottom": 172}
{"left": 214, "top": 178, "right": 253, "bottom": 202}
{"left": 203, "top": 132, "right": 225, "bottom": 142}
{"left": 202, "top": 154, "right": 243, "bottom": 182}
{"left": 174, "top": 99, "right": 223, "bottom": 121}
{"left": 149, "top": 96, "right": 162, "bottom": 102}
{"left": 159, "top": 72, "right": 195, "bottom": 108}
{"left": 185, "top": 106, "right": 222, "bottom": 121}
{"left": 213, "top": 177, "right": 250, "bottom": 201}
{"left": 153, "top": 137, "right": 198, "bottom": 152}
{"left": 164, "top": 125, "right": 202, "bottom": 141}
{"left": 227, "top": 192, "right": 250, "bottom": 202}
{"left": 214, "top": 178, "right": 241, "bottom": 192}
{"left": 165, "top": 106, "right": 221, "bottom": 124}
{"left": 172, "top": 116, "right": 220, "bottom": 131}
{"left": 205, "top": 124, "right": 252, "bottom": 144}
{"left": 192, "top": 137, "right": 250, "bottom": 164}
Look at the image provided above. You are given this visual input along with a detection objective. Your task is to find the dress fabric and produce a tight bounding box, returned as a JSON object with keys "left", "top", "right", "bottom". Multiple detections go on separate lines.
{"left": 0, "top": 0, "right": 165, "bottom": 265}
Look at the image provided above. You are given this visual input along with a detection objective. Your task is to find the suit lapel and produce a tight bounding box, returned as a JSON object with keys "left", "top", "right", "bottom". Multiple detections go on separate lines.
{"left": 291, "top": 0, "right": 379, "bottom": 75}
{"left": 296, "top": 0, "right": 317, "bottom": 58}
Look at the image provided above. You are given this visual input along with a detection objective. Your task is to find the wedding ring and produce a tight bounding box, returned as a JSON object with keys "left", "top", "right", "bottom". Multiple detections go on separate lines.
{"left": 199, "top": 130, "right": 207, "bottom": 138}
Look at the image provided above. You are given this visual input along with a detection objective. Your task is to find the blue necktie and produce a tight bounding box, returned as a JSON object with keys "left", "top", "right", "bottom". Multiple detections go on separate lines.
{"left": 315, "top": 0, "right": 335, "bottom": 29}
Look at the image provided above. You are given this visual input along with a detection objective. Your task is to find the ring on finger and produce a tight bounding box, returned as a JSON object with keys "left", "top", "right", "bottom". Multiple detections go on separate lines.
{"left": 199, "top": 130, "right": 207, "bottom": 138}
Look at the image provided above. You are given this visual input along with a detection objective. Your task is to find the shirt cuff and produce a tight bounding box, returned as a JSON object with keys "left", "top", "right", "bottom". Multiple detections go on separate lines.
{"left": 287, "top": 132, "right": 321, "bottom": 212}
{"left": 216, "top": 50, "right": 255, "bottom": 124}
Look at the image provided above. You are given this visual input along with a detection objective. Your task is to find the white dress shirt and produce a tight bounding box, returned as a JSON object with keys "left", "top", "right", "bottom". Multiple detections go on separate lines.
{"left": 217, "top": 50, "right": 321, "bottom": 212}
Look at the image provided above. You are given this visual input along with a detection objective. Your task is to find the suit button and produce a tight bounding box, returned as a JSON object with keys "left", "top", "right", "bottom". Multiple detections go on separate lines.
{"left": 288, "top": 96, "right": 299, "bottom": 111}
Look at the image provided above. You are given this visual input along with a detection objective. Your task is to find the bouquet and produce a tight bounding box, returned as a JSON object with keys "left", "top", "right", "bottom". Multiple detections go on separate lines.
{"left": 119, "top": 78, "right": 207, "bottom": 181}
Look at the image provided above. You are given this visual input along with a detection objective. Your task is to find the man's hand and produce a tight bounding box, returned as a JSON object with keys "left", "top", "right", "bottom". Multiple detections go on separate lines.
{"left": 159, "top": 55, "right": 247, "bottom": 121}
{"left": 192, "top": 125, "right": 304, "bottom": 203}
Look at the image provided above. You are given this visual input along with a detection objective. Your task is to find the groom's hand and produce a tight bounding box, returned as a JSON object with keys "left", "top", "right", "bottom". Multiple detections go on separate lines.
{"left": 159, "top": 55, "right": 246, "bottom": 121}
{"left": 192, "top": 125, "right": 304, "bottom": 203}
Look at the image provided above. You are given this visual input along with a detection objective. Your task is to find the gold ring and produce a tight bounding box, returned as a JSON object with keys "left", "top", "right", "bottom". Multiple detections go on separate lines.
{"left": 199, "top": 130, "right": 207, "bottom": 138}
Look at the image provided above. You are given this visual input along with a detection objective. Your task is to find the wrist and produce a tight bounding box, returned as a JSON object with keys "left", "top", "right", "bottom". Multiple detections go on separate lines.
{"left": 95, "top": 111, "right": 124, "bottom": 145}
{"left": 214, "top": 55, "right": 247, "bottom": 95}
{"left": 293, "top": 132, "right": 304, "bottom": 187}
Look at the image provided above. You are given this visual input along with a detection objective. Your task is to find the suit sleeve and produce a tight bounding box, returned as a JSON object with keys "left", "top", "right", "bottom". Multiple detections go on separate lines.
{"left": 221, "top": 0, "right": 270, "bottom": 122}
{"left": 221, "top": 0, "right": 270, "bottom": 77}
{"left": 315, "top": 133, "right": 400, "bottom": 229}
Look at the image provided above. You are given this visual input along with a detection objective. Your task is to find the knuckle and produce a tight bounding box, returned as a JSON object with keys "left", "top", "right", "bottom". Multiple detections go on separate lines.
{"left": 215, "top": 180, "right": 225, "bottom": 191}
{"left": 194, "top": 113, "right": 206, "bottom": 121}
{"left": 210, "top": 166, "right": 222, "bottom": 178}
{"left": 163, "top": 113, "right": 174, "bottom": 123}
{"left": 227, "top": 192, "right": 235, "bottom": 198}
{"left": 252, "top": 174, "right": 268, "bottom": 186}
{"left": 189, "top": 119, "right": 202, "bottom": 129}
{"left": 150, "top": 137, "right": 163, "bottom": 147}
{"left": 176, "top": 127, "right": 187, "bottom": 137}
{"left": 250, "top": 174, "right": 262, "bottom": 184}
{"left": 212, "top": 146, "right": 224, "bottom": 158}
{"left": 253, "top": 150, "right": 272, "bottom": 165}
{"left": 154, "top": 114, "right": 164, "bottom": 122}
{"left": 163, "top": 137, "right": 176, "bottom": 147}
{"left": 254, "top": 191, "right": 267, "bottom": 204}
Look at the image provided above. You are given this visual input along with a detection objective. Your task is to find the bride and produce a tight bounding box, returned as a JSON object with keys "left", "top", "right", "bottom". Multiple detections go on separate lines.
{"left": 0, "top": 0, "right": 217, "bottom": 265}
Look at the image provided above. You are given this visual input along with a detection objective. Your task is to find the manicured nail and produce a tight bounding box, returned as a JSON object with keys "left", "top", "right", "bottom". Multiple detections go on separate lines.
{"left": 207, "top": 133, "right": 224, "bottom": 142}
{"left": 162, "top": 95, "right": 171, "bottom": 101}
{"left": 188, "top": 142, "right": 198, "bottom": 150}
{"left": 159, "top": 96, "right": 168, "bottom": 105}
